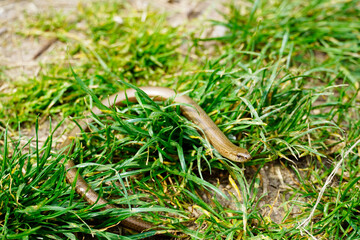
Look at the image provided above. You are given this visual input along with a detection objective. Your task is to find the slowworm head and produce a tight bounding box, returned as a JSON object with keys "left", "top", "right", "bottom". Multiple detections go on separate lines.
{"left": 230, "top": 147, "right": 251, "bottom": 162}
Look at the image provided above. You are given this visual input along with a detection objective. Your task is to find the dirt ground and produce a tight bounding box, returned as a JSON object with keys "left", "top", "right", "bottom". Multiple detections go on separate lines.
{"left": 0, "top": 0, "right": 307, "bottom": 234}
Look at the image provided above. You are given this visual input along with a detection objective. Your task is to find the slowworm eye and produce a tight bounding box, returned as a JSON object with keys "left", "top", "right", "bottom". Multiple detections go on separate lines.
{"left": 236, "top": 153, "right": 245, "bottom": 161}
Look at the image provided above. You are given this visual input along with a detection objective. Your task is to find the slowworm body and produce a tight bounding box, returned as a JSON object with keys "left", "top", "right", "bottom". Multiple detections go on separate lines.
{"left": 59, "top": 86, "right": 251, "bottom": 234}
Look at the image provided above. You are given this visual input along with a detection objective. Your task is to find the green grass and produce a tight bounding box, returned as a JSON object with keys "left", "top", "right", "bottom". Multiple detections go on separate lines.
{"left": 1, "top": 0, "right": 360, "bottom": 239}
{"left": 0, "top": 1, "right": 183, "bottom": 128}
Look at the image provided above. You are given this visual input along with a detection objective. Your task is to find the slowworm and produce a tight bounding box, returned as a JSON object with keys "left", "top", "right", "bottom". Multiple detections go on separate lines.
{"left": 59, "top": 86, "right": 251, "bottom": 235}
